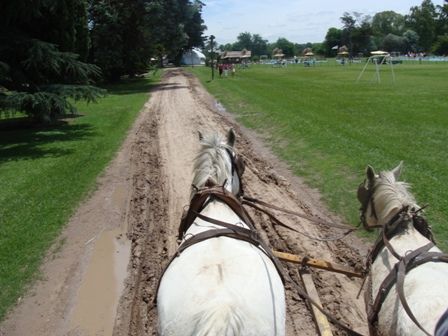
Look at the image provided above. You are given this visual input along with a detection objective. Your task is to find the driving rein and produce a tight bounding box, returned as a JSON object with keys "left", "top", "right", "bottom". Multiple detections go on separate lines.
{"left": 358, "top": 182, "right": 448, "bottom": 335}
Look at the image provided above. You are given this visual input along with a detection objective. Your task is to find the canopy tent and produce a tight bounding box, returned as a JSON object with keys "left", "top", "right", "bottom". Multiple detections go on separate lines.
{"left": 370, "top": 50, "right": 389, "bottom": 56}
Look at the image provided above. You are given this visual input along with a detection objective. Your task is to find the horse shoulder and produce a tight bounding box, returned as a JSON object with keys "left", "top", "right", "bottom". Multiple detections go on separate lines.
{"left": 377, "top": 258, "right": 448, "bottom": 335}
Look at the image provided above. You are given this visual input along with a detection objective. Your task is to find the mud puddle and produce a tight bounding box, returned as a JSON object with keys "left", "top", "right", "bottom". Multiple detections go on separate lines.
{"left": 70, "top": 226, "right": 130, "bottom": 335}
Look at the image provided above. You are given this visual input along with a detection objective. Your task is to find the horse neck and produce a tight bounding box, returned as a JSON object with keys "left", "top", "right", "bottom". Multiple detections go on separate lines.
{"left": 374, "top": 182, "right": 416, "bottom": 226}
{"left": 374, "top": 184, "right": 436, "bottom": 256}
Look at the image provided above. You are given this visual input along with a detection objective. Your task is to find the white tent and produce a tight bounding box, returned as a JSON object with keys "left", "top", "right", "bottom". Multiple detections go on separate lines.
{"left": 181, "top": 48, "right": 206, "bottom": 66}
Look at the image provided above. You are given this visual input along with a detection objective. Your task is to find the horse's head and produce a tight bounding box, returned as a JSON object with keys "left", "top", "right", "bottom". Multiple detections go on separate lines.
{"left": 358, "top": 161, "right": 417, "bottom": 230}
{"left": 191, "top": 128, "right": 245, "bottom": 199}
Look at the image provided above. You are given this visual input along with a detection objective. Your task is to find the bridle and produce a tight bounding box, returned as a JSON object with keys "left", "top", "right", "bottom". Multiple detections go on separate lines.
{"left": 357, "top": 178, "right": 380, "bottom": 230}
{"left": 224, "top": 147, "right": 245, "bottom": 197}
{"left": 358, "top": 179, "right": 448, "bottom": 336}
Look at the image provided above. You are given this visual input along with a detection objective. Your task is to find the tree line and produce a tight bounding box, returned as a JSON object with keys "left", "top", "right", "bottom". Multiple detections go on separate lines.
{"left": 219, "top": 0, "right": 448, "bottom": 59}
{"left": 0, "top": 0, "right": 206, "bottom": 122}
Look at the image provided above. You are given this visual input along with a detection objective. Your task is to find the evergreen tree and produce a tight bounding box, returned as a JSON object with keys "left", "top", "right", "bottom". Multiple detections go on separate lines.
{"left": 88, "top": 0, "right": 125, "bottom": 81}
{"left": 0, "top": 0, "right": 104, "bottom": 122}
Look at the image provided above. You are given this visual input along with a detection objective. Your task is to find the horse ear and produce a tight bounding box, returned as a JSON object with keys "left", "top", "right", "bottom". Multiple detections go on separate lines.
{"left": 227, "top": 128, "right": 236, "bottom": 147}
{"left": 198, "top": 131, "right": 204, "bottom": 141}
{"left": 391, "top": 161, "right": 403, "bottom": 180}
{"left": 366, "top": 165, "right": 376, "bottom": 183}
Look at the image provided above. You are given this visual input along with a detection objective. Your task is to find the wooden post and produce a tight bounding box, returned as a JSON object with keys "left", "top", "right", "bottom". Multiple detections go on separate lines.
{"left": 299, "top": 268, "right": 334, "bottom": 336}
{"left": 210, "top": 35, "right": 215, "bottom": 81}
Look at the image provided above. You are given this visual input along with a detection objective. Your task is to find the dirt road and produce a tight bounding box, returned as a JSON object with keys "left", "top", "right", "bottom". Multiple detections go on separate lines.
{"left": 1, "top": 69, "right": 369, "bottom": 335}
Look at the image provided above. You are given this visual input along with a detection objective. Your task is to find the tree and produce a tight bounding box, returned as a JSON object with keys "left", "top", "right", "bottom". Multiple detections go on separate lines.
{"left": 432, "top": 34, "right": 448, "bottom": 54}
{"left": 352, "top": 15, "right": 373, "bottom": 55}
{"left": 382, "top": 33, "right": 406, "bottom": 52}
{"left": 0, "top": 0, "right": 104, "bottom": 122}
{"left": 406, "top": 0, "right": 437, "bottom": 51}
{"left": 184, "top": 1, "right": 207, "bottom": 51}
{"left": 435, "top": 1, "right": 448, "bottom": 36}
{"left": 234, "top": 32, "right": 253, "bottom": 50}
{"left": 372, "top": 11, "right": 405, "bottom": 37}
{"left": 403, "top": 30, "right": 420, "bottom": 52}
{"left": 340, "top": 12, "right": 373, "bottom": 56}
{"left": 251, "top": 34, "right": 269, "bottom": 57}
{"left": 89, "top": 1, "right": 125, "bottom": 81}
{"left": 323, "top": 27, "right": 342, "bottom": 56}
{"left": 340, "top": 12, "right": 356, "bottom": 54}
{"left": 89, "top": 0, "right": 206, "bottom": 76}
{"left": 273, "top": 38, "right": 295, "bottom": 57}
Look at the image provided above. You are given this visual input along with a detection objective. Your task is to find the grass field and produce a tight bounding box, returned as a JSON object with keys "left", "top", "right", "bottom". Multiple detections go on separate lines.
{"left": 0, "top": 74, "right": 159, "bottom": 320}
{"left": 188, "top": 61, "right": 448, "bottom": 251}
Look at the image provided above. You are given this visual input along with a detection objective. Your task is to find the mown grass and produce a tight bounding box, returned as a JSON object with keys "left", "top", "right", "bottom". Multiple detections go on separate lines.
{"left": 188, "top": 62, "right": 448, "bottom": 251}
{"left": 0, "top": 73, "right": 159, "bottom": 320}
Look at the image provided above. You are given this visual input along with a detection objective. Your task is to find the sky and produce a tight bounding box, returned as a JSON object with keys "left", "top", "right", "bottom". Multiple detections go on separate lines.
{"left": 202, "top": 0, "right": 446, "bottom": 45}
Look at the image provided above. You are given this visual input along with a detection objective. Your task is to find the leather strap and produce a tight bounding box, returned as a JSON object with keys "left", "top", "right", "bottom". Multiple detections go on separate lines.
{"left": 367, "top": 240, "right": 448, "bottom": 335}
{"left": 179, "top": 186, "right": 255, "bottom": 240}
{"left": 396, "top": 244, "right": 434, "bottom": 336}
{"left": 243, "top": 198, "right": 356, "bottom": 241}
{"left": 242, "top": 195, "right": 356, "bottom": 230}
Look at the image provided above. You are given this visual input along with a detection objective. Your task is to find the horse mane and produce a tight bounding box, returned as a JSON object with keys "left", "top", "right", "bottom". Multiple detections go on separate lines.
{"left": 191, "top": 133, "right": 232, "bottom": 196}
{"left": 374, "top": 170, "right": 419, "bottom": 221}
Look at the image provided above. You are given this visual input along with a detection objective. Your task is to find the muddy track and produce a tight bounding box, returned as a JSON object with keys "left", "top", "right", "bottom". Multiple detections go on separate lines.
{"left": 116, "top": 69, "right": 368, "bottom": 335}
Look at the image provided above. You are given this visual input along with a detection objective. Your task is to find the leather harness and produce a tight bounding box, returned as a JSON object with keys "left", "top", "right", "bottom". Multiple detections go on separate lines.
{"left": 158, "top": 185, "right": 286, "bottom": 293}
{"left": 358, "top": 183, "right": 448, "bottom": 335}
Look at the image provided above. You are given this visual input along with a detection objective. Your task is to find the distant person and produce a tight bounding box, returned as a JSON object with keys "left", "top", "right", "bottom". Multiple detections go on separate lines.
{"left": 231, "top": 64, "right": 235, "bottom": 76}
{"left": 223, "top": 64, "right": 229, "bottom": 77}
{"left": 218, "top": 63, "right": 223, "bottom": 77}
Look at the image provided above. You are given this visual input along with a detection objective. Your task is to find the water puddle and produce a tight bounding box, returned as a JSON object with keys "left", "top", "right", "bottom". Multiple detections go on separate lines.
{"left": 69, "top": 185, "right": 130, "bottom": 335}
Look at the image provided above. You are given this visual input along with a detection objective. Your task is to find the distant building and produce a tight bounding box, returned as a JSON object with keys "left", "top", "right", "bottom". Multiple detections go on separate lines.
{"left": 220, "top": 49, "right": 252, "bottom": 63}
{"left": 181, "top": 48, "right": 206, "bottom": 66}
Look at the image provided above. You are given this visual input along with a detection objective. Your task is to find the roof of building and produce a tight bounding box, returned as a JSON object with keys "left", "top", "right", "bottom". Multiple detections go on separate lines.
{"left": 221, "top": 50, "right": 252, "bottom": 59}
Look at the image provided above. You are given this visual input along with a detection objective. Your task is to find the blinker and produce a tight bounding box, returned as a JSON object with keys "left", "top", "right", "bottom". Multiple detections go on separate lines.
{"left": 357, "top": 181, "right": 370, "bottom": 205}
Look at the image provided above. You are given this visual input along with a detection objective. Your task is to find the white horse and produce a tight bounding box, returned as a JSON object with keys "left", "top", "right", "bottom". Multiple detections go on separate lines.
{"left": 358, "top": 162, "right": 448, "bottom": 336}
{"left": 157, "top": 129, "right": 286, "bottom": 336}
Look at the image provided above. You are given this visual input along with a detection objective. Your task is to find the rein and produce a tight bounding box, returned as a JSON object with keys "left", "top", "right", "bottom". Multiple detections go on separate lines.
{"left": 241, "top": 194, "right": 357, "bottom": 241}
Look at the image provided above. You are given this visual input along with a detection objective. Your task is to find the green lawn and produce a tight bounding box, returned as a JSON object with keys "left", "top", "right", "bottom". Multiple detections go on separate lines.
{"left": 188, "top": 61, "right": 448, "bottom": 250}
{"left": 0, "top": 73, "right": 159, "bottom": 320}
